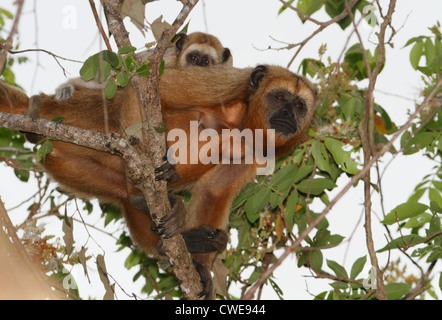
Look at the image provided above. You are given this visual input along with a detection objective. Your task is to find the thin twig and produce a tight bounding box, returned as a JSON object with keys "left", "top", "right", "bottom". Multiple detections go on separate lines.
{"left": 88, "top": 0, "right": 113, "bottom": 51}
{"left": 277, "top": 0, "right": 359, "bottom": 68}
{"left": 0, "top": 0, "right": 24, "bottom": 75}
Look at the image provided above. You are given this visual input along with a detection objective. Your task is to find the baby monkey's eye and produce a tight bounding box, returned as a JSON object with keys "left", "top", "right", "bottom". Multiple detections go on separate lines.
{"left": 275, "top": 94, "right": 286, "bottom": 102}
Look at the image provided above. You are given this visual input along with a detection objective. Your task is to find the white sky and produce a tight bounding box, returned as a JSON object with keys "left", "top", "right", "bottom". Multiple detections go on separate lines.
{"left": 1, "top": 0, "right": 441, "bottom": 300}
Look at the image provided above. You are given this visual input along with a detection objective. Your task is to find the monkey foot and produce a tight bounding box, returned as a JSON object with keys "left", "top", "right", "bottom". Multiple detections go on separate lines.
{"left": 182, "top": 226, "right": 228, "bottom": 254}
{"left": 192, "top": 259, "right": 214, "bottom": 300}
{"left": 150, "top": 195, "right": 186, "bottom": 240}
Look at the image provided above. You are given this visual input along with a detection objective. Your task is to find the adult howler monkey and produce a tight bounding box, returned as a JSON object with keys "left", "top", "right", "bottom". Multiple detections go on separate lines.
{"left": 0, "top": 64, "right": 316, "bottom": 299}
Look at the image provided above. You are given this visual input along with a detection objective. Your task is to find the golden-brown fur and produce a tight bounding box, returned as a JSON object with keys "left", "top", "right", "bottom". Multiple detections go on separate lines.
{"left": 55, "top": 32, "right": 231, "bottom": 101}
{"left": 0, "top": 64, "right": 315, "bottom": 298}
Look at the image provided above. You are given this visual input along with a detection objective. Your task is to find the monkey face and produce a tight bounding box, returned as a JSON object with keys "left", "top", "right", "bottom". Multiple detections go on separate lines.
{"left": 267, "top": 90, "right": 307, "bottom": 136}
{"left": 175, "top": 33, "right": 232, "bottom": 67}
{"left": 248, "top": 65, "right": 316, "bottom": 140}
{"left": 185, "top": 49, "right": 215, "bottom": 67}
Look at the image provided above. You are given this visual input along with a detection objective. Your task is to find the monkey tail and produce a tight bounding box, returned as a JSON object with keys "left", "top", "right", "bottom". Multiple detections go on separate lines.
{"left": 0, "top": 81, "right": 29, "bottom": 115}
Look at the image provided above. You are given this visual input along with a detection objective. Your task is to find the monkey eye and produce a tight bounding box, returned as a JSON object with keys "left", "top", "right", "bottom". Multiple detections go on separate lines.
{"left": 295, "top": 100, "right": 305, "bottom": 109}
{"left": 275, "top": 94, "right": 286, "bottom": 102}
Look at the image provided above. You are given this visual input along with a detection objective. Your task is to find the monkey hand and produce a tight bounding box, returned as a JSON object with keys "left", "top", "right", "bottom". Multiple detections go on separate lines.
{"left": 155, "top": 156, "right": 180, "bottom": 183}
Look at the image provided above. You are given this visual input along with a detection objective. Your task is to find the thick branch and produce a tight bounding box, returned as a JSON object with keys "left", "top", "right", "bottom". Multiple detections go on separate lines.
{"left": 0, "top": 111, "right": 148, "bottom": 181}
{"left": 101, "top": 0, "right": 202, "bottom": 299}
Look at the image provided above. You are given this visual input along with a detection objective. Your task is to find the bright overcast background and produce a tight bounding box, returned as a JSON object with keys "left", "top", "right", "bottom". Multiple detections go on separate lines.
{"left": 1, "top": 0, "right": 441, "bottom": 299}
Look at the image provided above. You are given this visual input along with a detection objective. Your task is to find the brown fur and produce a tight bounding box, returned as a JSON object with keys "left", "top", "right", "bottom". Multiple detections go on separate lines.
{"left": 0, "top": 65, "right": 315, "bottom": 298}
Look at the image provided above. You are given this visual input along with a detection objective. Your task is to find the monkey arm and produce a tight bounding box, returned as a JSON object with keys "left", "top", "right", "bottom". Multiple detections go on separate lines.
{"left": 159, "top": 65, "right": 252, "bottom": 109}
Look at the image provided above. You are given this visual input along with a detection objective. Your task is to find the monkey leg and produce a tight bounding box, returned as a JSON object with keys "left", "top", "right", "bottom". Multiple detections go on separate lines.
{"left": 122, "top": 200, "right": 164, "bottom": 255}
{"left": 42, "top": 145, "right": 127, "bottom": 201}
{"left": 183, "top": 163, "right": 257, "bottom": 299}
{"left": 130, "top": 194, "right": 186, "bottom": 240}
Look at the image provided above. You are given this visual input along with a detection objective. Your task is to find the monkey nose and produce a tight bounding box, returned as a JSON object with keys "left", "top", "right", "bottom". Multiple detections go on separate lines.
{"left": 283, "top": 107, "right": 294, "bottom": 119}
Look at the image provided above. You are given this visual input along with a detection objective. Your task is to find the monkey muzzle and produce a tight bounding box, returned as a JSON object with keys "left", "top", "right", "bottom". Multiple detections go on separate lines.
{"left": 269, "top": 105, "right": 298, "bottom": 136}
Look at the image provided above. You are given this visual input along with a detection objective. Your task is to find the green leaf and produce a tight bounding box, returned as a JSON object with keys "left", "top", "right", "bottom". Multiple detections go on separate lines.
{"left": 80, "top": 53, "right": 99, "bottom": 81}
{"left": 382, "top": 202, "right": 429, "bottom": 225}
{"left": 105, "top": 78, "right": 117, "bottom": 99}
{"left": 278, "top": 0, "right": 295, "bottom": 15}
{"left": 269, "top": 164, "right": 297, "bottom": 194}
{"left": 297, "top": 0, "right": 323, "bottom": 18}
{"left": 36, "top": 140, "right": 53, "bottom": 163}
{"left": 407, "top": 131, "right": 434, "bottom": 150}
{"left": 159, "top": 60, "right": 165, "bottom": 75}
{"left": 310, "top": 250, "right": 323, "bottom": 271}
{"left": 0, "top": 8, "right": 13, "bottom": 20}
{"left": 14, "top": 169, "right": 29, "bottom": 182}
{"left": 285, "top": 190, "right": 298, "bottom": 230}
{"left": 124, "top": 250, "right": 141, "bottom": 269}
{"left": 403, "top": 212, "right": 433, "bottom": 228}
{"left": 154, "top": 122, "right": 167, "bottom": 133}
{"left": 377, "top": 235, "right": 425, "bottom": 252}
{"left": 51, "top": 116, "right": 65, "bottom": 123}
{"left": 385, "top": 283, "right": 411, "bottom": 300}
{"left": 116, "top": 71, "right": 130, "bottom": 87}
{"left": 350, "top": 256, "right": 366, "bottom": 279}
{"left": 439, "top": 272, "right": 442, "bottom": 293}
{"left": 136, "top": 62, "right": 150, "bottom": 77}
{"left": 245, "top": 187, "right": 271, "bottom": 223}
{"left": 425, "top": 38, "right": 436, "bottom": 66}
{"left": 326, "top": 259, "right": 348, "bottom": 278}
{"left": 124, "top": 55, "right": 136, "bottom": 72}
{"left": 298, "top": 178, "right": 336, "bottom": 195}
{"left": 118, "top": 45, "right": 137, "bottom": 54}
{"left": 102, "top": 50, "right": 121, "bottom": 69}
{"left": 298, "top": 58, "right": 324, "bottom": 77}
{"left": 324, "top": 138, "right": 359, "bottom": 174}
{"left": 410, "top": 41, "right": 425, "bottom": 69}
{"left": 292, "top": 164, "right": 314, "bottom": 183}
{"left": 339, "top": 95, "right": 363, "bottom": 120}
{"left": 403, "top": 36, "right": 427, "bottom": 48}
{"left": 311, "top": 140, "right": 330, "bottom": 174}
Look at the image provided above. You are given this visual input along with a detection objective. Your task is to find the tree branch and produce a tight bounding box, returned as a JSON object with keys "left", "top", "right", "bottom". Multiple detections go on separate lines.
{"left": 277, "top": 0, "right": 359, "bottom": 68}
{"left": 0, "top": 0, "right": 24, "bottom": 75}
{"left": 88, "top": 0, "right": 113, "bottom": 51}
{"left": 101, "top": 0, "right": 203, "bottom": 299}
{"left": 356, "top": 0, "right": 397, "bottom": 300}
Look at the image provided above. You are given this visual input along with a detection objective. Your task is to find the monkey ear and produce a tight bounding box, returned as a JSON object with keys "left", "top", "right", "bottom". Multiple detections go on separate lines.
{"left": 221, "top": 48, "right": 231, "bottom": 63}
{"left": 175, "top": 33, "right": 188, "bottom": 53}
{"left": 250, "top": 65, "right": 268, "bottom": 89}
